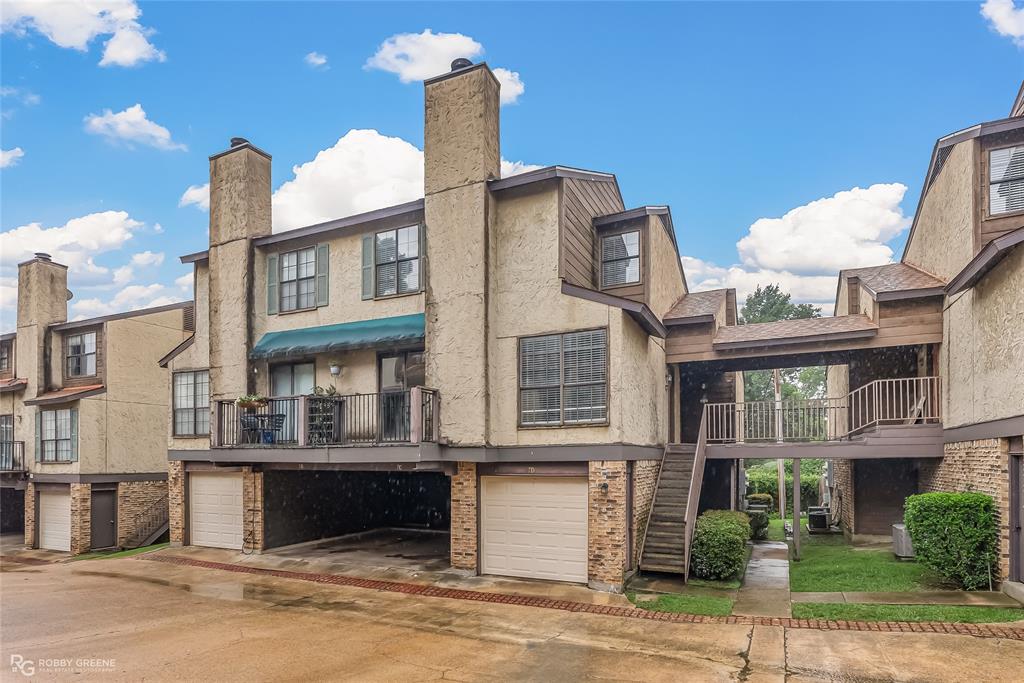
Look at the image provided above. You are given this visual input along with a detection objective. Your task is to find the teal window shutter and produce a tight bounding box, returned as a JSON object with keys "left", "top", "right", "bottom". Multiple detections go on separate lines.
{"left": 316, "top": 243, "right": 329, "bottom": 307}
{"left": 418, "top": 225, "right": 425, "bottom": 292}
{"left": 70, "top": 408, "right": 79, "bottom": 462}
{"left": 361, "top": 235, "right": 373, "bottom": 300}
{"left": 34, "top": 411, "right": 41, "bottom": 462}
{"left": 267, "top": 254, "right": 279, "bottom": 315}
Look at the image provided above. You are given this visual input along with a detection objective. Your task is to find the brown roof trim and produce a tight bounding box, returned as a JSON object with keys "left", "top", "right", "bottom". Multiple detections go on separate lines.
{"left": 560, "top": 281, "right": 667, "bottom": 338}
{"left": 902, "top": 115, "right": 1024, "bottom": 262}
{"left": 944, "top": 413, "right": 1024, "bottom": 444}
{"left": 252, "top": 199, "right": 425, "bottom": 248}
{"left": 0, "top": 332, "right": 15, "bottom": 341}
{"left": 1012, "top": 80, "right": 1024, "bottom": 118}
{"left": 0, "top": 379, "right": 27, "bottom": 394}
{"left": 24, "top": 385, "right": 106, "bottom": 406}
{"left": 30, "top": 472, "right": 168, "bottom": 484}
{"left": 868, "top": 286, "right": 946, "bottom": 302}
{"left": 208, "top": 140, "right": 271, "bottom": 162}
{"left": 945, "top": 226, "right": 1024, "bottom": 295}
{"left": 159, "top": 334, "right": 196, "bottom": 368}
{"left": 664, "top": 313, "right": 716, "bottom": 327}
{"left": 50, "top": 301, "right": 193, "bottom": 331}
{"left": 180, "top": 250, "right": 208, "bottom": 264}
{"left": 712, "top": 327, "right": 877, "bottom": 351}
{"left": 488, "top": 165, "right": 617, "bottom": 192}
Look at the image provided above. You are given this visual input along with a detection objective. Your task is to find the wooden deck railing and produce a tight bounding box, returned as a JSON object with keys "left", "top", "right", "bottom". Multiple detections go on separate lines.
{"left": 705, "top": 376, "right": 941, "bottom": 444}
{"left": 214, "top": 388, "right": 439, "bottom": 447}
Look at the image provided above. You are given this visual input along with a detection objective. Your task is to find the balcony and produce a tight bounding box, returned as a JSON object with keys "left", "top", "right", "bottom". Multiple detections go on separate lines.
{"left": 213, "top": 388, "right": 439, "bottom": 448}
{"left": 0, "top": 441, "right": 26, "bottom": 473}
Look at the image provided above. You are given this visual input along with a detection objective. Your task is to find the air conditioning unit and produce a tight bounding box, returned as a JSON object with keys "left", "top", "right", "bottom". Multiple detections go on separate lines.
{"left": 892, "top": 523, "right": 914, "bottom": 559}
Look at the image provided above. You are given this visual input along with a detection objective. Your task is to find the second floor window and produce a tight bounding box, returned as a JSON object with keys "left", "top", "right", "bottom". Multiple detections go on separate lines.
{"left": 281, "top": 247, "right": 316, "bottom": 311}
{"left": 990, "top": 145, "right": 1024, "bottom": 216}
{"left": 375, "top": 225, "right": 420, "bottom": 297}
{"left": 519, "top": 328, "right": 608, "bottom": 426}
{"left": 601, "top": 231, "right": 641, "bottom": 287}
{"left": 38, "top": 408, "right": 77, "bottom": 462}
{"left": 66, "top": 332, "right": 96, "bottom": 377}
{"left": 0, "top": 342, "right": 9, "bottom": 371}
{"left": 173, "top": 370, "right": 210, "bottom": 436}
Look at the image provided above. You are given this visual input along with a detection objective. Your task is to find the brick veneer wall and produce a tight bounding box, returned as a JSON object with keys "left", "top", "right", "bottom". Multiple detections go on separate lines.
{"left": 168, "top": 461, "right": 185, "bottom": 545}
{"left": 832, "top": 459, "right": 855, "bottom": 535}
{"left": 117, "top": 480, "right": 168, "bottom": 547}
{"left": 450, "top": 462, "right": 477, "bottom": 571}
{"left": 631, "top": 459, "right": 660, "bottom": 568}
{"left": 918, "top": 439, "right": 1011, "bottom": 580}
{"left": 70, "top": 482, "right": 91, "bottom": 554}
{"left": 588, "top": 460, "right": 628, "bottom": 591}
{"left": 23, "top": 482, "right": 34, "bottom": 547}
{"left": 242, "top": 467, "right": 264, "bottom": 552}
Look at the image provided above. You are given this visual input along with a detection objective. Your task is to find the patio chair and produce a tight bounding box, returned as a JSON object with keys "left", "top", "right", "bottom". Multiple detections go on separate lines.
{"left": 239, "top": 414, "right": 263, "bottom": 444}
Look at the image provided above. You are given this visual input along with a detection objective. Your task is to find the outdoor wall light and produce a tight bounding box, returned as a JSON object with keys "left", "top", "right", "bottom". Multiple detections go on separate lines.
{"left": 329, "top": 362, "right": 342, "bottom": 377}
{"left": 600, "top": 482, "right": 609, "bottom": 493}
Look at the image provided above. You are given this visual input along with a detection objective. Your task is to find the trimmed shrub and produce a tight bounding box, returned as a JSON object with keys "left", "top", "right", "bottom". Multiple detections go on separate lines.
{"left": 748, "top": 510, "right": 769, "bottom": 540}
{"left": 745, "top": 470, "right": 819, "bottom": 514}
{"left": 904, "top": 492, "right": 997, "bottom": 590}
{"left": 690, "top": 510, "right": 751, "bottom": 580}
{"left": 746, "top": 492, "right": 774, "bottom": 511}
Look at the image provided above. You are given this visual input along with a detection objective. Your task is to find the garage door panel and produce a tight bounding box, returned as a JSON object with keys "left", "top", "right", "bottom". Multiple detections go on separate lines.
{"left": 190, "top": 473, "right": 243, "bottom": 550}
{"left": 481, "top": 477, "right": 588, "bottom": 583}
{"left": 39, "top": 490, "right": 71, "bottom": 552}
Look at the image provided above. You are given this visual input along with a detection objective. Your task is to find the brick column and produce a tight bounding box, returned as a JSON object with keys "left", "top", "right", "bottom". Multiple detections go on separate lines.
{"left": 242, "top": 467, "right": 264, "bottom": 552}
{"left": 450, "top": 462, "right": 478, "bottom": 571}
{"left": 168, "top": 461, "right": 185, "bottom": 546}
{"left": 588, "top": 460, "right": 628, "bottom": 592}
{"left": 70, "top": 483, "right": 91, "bottom": 555}
{"left": 23, "top": 482, "right": 35, "bottom": 548}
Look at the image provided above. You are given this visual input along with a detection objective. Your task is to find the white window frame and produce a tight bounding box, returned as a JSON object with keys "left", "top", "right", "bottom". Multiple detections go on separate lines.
{"left": 66, "top": 332, "right": 96, "bottom": 377}
{"left": 40, "top": 408, "right": 74, "bottom": 462}
{"left": 989, "top": 144, "right": 1024, "bottom": 217}
{"left": 600, "top": 230, "right": 642, "bottom": 288}
{"left": 280, "top": 246, "right": 317, "bottom": 312}
{"left": 375, "top": 225, "right": 420, "bottom": 297}
{"left": 173, "top": 370, "right": 210, "bottom": 436}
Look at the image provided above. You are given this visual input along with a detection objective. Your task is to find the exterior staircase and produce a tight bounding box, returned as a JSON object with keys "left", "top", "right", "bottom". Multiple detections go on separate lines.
{"left": 639, "top": 443, "right": 696, "bottom": 574}
{"left": 122, "top": 494, "right": 169, "bottom": 549}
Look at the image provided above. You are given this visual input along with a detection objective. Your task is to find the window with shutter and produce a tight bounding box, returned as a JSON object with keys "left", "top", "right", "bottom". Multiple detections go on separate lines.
{"left": 374, "top": 225, "right": 420, "bottom": 297}
{"left": 990, "top": 145, "right": 1024, "bottom": 216}
{"left": 601, "top": 231, "right": 641, "bottom": 288}
{"left": 519, "top": 328, "right": 607, "bottom": 426}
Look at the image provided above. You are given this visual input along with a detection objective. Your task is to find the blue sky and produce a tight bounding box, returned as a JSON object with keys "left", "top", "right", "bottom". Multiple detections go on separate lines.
{"left": 2, "top": 1, "right": 1022, "bottom": 322}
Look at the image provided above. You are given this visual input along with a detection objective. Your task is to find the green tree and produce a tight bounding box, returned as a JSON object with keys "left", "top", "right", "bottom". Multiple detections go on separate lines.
{"left": 739, "top": 284, "right": 820, "bottom": 325}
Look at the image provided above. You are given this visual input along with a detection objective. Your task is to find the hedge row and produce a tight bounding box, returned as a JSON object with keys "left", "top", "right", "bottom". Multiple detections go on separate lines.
{"left": 904, "top": 492, "right": 998, "bottom": 590}
{"left": 690, "top": 510, "right": 751, "bottom": 580}
{"left": 745, "top": 470, "right": 819, "bottom": 513}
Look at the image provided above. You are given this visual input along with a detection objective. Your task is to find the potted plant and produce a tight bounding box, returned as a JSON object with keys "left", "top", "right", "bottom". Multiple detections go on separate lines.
{"left": 235, "top": 394, "right": 268, "bottom": 410}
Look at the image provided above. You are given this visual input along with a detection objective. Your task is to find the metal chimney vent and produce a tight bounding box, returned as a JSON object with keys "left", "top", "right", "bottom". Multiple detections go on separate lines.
{"left": 34, "top": 252, "right": 51, "bottom": 261}
{"left": 450, "top": 58, "right": 473, "bottom": 71}
{"left": 230, "top": 137, "right": 249, "bottom": 148}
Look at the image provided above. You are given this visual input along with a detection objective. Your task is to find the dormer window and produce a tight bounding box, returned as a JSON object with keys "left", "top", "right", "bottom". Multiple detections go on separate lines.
{"left": 0, "top": 341, "right": 9, "bottom": 372}
{"left": 601, "top": 231, "right": 641, "bottom": 288}
{"left": 990, "top": 145, "right": 1024, "bottom": 216}
{"left": 66, "top": 332, "right": 96, "bottom": 377}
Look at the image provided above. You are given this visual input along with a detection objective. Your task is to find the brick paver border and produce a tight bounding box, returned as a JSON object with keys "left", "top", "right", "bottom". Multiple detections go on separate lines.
{"left": 143, "top": 554, "right": 1024, "bottom": 641}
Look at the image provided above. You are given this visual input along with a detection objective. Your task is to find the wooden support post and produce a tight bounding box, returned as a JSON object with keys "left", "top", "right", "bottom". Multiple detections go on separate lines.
{"left": 793, "top": 458, "right": 801, "bottom": 561}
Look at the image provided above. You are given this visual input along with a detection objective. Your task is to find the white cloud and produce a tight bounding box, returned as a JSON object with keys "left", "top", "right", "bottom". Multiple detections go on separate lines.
{"left": 304, "top": 51, "right": 328, "bottom": 68}
{"left": 1, "top": 86, "right": 41, "bottom": 106}
{"left": 982, "top": 0, "right": 1024, "bottom": 47}
{"left": 179, "top": 183, "right": 210, "bottom": 210}
{"left": 71, "top": 284, "right": 182, "bottom": 319}
{"left": 84, "top": 104, "right": 185, "bottom": 151}
{"left": 1, "top": 0, "right": 165, "bottom": 67}
{"left": 682, "top": 183, "right": 912, "bottom": 309}
{"left": 492, "top": 67, "right": 524, "bottom": 105}
{"left": 366, "top": 29, "right": 524, "bottom": 105}
{"left": 131, "top": 250, "right": 164, "bottom": 267}
{"left": 174, "top": 273, "right": 193, "bottom": 291}
{"left": 270, "top": 129, "right": 541, "bottom": 231}
{"left": 1, "top": 147, "right": 25, "bottom": 168}
{"left": 366, "top": 29, "right": 483, "bottom": 82}
{"left": 500, "top": 159, "right": 543, "bottom": 177}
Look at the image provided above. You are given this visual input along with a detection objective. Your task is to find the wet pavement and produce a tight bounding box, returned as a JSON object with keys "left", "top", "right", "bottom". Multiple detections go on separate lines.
{"left": 2, "top": 553, "right": 1023, "bottom": 681}
{"left": 733, "top": 541, "right": 791, "bottom": 618}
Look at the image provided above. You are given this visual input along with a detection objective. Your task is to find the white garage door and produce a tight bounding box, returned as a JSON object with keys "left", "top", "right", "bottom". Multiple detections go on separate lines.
{"left": 38, "top": 489, "right": 71, "bottom": 552}
{"left": 190, "top": 472, "right": 243, "bottom": 550}
{"left": 481, "top": 476, "right": 588, "bottom": 583}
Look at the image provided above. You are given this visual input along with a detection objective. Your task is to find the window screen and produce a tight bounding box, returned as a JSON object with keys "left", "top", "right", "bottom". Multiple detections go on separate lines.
{"left": 519, "top": 329, "right": 607, "bottom": 426}
{"left": 990, "top": 145, "right": 1024, "bottom": 215}
{"left": 601, "top": 231, "right": 641, "bottom": 287}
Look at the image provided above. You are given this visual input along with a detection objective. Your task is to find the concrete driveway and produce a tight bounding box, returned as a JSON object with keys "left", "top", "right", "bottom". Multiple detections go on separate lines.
{"left": 1, "top": 554, "right": 1022, "bottom": 682}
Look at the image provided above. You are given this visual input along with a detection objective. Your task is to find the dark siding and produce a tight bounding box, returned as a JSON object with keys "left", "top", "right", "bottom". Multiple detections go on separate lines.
{"left": 853, "top": 459, "right": 918, "bottom": 535}
{"left": 560, "top": 177, "right": 624, "bottom": 288}
{"left": 61, "top": 324, "right": 104, "bottom": 388}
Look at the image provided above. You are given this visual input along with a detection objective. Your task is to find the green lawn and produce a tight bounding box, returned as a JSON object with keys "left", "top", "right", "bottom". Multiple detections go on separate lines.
{"left": 792, "top": 602, "right": 1024, "bottom": 624}
{"left": 629, "top": 592, "right": 734, "bottom": 616}
{"left": 70, "top": 543, "right": 169, "bottom": 561}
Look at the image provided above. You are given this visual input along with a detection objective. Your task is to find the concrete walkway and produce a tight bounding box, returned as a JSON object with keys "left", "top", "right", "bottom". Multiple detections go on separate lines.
{"left": 792, "top": 590, "right": 1023, "bottom": 607}
{"left": 733, "top": 541, "right": 791, "bottom": 617}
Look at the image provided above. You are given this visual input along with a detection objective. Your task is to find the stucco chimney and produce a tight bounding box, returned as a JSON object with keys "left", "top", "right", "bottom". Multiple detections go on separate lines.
{"left": 16, "top": 253, "right": 69, "bottom": 395}
{"left": 422, "top": 61, "right": 500, "bottom": 446}
{"left": 207, "top": 138, "right": 272, "bottom": 401}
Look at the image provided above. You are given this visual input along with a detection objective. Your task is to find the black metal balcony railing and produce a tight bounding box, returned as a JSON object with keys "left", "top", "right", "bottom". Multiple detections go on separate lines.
{"left": 214, "top": 388, "right": 439, "bottom": 448}
{"left": 1, "top": 441, "right": 26, "bottom": 472}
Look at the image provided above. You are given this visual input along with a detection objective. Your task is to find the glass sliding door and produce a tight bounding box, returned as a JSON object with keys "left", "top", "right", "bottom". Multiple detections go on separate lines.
{"left": 378, "top": 351, "right": 424, "bottom": 442}
{"left": 270, "top": 362, "right": 315, "bottom": 443}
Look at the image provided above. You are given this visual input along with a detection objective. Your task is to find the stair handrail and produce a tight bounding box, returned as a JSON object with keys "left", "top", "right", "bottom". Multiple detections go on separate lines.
{"left": 636, "top": 443, "right": 672, "bottom": 572}
{"left": 682, "top": 408, "right": 709, "bottom": 579}
{"left": 125, "top": 493, "right": 169, "bottom": 545}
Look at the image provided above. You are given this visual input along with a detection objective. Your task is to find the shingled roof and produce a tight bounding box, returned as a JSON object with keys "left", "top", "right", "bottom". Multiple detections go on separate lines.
{"left": 843, "top": 263, "right": 945, "bottom": 296}
{"left": 712, "top": 314, "right": 878, "bottom": 350}
{"left": 664, "top": 289, "right": 727, "bottom": 323}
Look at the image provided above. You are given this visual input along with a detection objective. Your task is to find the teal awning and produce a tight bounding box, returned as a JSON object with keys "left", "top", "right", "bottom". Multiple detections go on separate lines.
{"left": 250, "top": 313, "right": 425, "bottom": 360}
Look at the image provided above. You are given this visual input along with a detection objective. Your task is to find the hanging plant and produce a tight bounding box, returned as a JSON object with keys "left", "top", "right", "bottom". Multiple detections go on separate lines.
{"left": 235, "top": 394, "right": 268, "bottom": 409}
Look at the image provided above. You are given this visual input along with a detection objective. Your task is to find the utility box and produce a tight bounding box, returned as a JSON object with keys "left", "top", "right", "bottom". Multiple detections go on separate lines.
{"left": 892, "top": 523, "right": 915, "bottom": 559}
